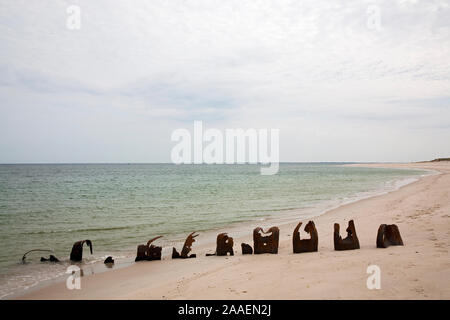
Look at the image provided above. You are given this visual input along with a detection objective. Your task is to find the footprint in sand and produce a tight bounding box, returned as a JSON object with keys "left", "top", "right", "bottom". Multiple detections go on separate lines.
{"left": 413, "top": 286, "right": 425, "bottom": 295}
{"left": 434, "top": 242, "right": 444, "bottom": 248}
{"left": 404, "top": 263, "right": 416, "bottom": 269}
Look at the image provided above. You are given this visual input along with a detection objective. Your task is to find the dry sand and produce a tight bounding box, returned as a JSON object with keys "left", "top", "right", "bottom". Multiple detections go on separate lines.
{"left": 17, "top": 162, "right": 450, "bottom": 299}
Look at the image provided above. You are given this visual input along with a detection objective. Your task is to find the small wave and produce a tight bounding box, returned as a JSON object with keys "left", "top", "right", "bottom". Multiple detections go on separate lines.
{"left": 22, "top": 223, "right": 160, "bottom": 235}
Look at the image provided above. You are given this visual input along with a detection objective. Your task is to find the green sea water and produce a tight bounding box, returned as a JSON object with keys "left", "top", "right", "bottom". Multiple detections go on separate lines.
{"left": 0, "top": 163, "right": 428, "bottom": 298}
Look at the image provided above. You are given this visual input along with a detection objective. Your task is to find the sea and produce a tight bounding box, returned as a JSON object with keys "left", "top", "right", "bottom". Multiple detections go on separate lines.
{"left": 0, "top": 163, "right": 430, "bottom": 298}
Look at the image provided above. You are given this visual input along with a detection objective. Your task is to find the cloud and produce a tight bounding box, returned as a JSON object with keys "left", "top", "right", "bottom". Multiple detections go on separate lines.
{"left": 0, "top": 0, "right": 449, "bottom": 162}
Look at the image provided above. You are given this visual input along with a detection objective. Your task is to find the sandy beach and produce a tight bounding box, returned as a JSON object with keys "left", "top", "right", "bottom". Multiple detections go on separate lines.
{"left": 16, "top": 162, "right": 450, "bottom": 300}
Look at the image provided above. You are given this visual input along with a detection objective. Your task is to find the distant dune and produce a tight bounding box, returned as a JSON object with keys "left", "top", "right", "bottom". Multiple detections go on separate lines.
{"left": 417, "top": 158, "right": 450, "bottom": 163}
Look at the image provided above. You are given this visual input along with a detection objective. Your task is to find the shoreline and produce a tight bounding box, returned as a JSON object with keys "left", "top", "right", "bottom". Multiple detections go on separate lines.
{"left": 13, "top": 162, "right": 450, "bottom": 299}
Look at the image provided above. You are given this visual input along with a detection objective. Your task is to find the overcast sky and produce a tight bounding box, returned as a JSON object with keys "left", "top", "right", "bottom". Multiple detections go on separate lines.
{"left": 1, "top": 0, "right": 449, "bottom": 163}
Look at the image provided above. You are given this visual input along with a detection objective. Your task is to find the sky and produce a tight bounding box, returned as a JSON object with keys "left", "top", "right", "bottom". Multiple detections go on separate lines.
{"left": 0, "top": 0, "right": 449, "bottom": 163}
